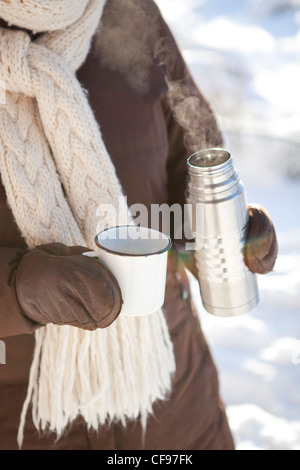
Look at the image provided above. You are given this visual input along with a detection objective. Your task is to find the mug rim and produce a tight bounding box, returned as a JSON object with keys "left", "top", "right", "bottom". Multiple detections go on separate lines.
{"left": 95, "top": 225, "right": 172, "bottom": 257}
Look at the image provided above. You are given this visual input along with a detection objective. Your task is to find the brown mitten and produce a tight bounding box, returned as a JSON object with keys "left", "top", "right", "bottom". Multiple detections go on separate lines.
{"left": 243, "top": 204, "right": 278, "bottom": 274}
{"left": 15, "top": 243, "right": 123, "bottom": 330}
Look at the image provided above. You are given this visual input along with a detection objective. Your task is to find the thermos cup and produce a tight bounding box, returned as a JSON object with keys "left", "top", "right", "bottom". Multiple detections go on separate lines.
{"left": 186, "top": 148, "right": 259, "bottom": 317}
{"left": 83, "top": 226, "right": 171, "bottom": 317}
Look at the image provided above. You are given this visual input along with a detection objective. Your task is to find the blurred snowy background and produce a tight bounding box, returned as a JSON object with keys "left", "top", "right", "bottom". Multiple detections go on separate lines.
{"left": 156, "top": 0, "right": 300, "bottom": 450}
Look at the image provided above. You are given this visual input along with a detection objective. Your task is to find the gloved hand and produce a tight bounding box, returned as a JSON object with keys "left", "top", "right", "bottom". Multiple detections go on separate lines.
{"left": 178, "top": 203, "right": 277, "bottom": 278}
{"left": 15, "top": 243, "right": 123, "bottom": 330}
{"left": 243, "top": 204, "right": 278, "bottom": 274}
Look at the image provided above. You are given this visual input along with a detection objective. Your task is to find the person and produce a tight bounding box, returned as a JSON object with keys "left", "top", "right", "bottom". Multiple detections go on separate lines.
{"left": 0, "top": 0, "right": 277, "bottom": 450}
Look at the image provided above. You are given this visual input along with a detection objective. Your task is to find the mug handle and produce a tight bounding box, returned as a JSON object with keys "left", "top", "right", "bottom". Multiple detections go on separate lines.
{"left": 82, "top": 251, "right": 99, "bottom": 258}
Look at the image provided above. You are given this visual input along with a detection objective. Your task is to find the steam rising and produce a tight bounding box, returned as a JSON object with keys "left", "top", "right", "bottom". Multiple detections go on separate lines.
{"left": 95, "top": 0, "right": 160, "bottom": 94}
{"left": 166, "top": 78, "right": 223, "bottom": 152}
{"left": 95, "top": 0, "right": 223, "bottom": 152}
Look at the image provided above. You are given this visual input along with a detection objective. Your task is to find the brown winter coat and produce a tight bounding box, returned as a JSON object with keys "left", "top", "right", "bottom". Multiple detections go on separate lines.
{"left": 0, "top": 1, "right": 234, "bottom": 450}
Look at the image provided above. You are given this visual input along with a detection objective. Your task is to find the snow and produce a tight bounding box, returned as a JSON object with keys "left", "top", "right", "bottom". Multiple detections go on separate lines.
{"left": 156, "top": 0, "right": 300, "bottom": 450}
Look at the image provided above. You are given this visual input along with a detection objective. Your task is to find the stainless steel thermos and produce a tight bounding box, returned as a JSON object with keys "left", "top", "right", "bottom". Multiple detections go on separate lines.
{"left": 186, "top": 148, "right": 259, "bottom": 317}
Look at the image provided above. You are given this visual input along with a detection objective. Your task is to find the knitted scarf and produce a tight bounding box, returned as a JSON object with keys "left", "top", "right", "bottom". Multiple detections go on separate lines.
{"left": 0, "top": 0, "right": 175, "bottom": 447}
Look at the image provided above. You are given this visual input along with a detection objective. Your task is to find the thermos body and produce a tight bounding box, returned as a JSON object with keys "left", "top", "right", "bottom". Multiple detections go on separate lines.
{"left": 186, "top": 148, "right": 259, "bottom": 317}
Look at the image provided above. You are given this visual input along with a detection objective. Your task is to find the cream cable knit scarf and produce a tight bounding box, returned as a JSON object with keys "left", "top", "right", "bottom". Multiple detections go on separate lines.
{"left": 0, "top": 0, "right": 175, "bottom": 446}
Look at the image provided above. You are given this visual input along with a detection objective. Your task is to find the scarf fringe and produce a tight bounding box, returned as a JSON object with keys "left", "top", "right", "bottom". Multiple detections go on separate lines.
{"left": 17, "top": 312, "right": 175, "bottom": 448}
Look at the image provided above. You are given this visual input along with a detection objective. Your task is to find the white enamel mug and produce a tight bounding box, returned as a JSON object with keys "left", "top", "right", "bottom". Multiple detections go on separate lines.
{"left": 83, "top": 225, "right": 172, "bottom": 317}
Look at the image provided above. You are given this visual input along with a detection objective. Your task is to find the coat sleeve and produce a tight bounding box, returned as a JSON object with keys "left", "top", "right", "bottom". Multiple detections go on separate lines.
{"left": 0, "top": 247, "right": 40, "bottom": 338}
{"left": 158, "top": 14, "right": 223, "bottom": 272}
